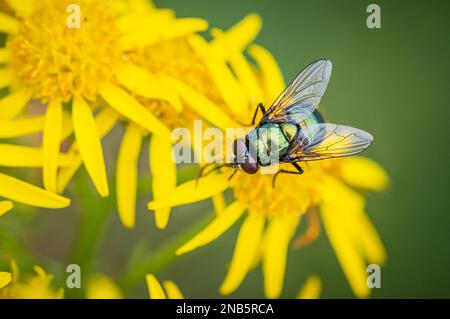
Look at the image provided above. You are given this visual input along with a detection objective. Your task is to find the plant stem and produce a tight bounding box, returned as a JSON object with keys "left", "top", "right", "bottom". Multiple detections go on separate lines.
{"left": 120, "top": 213, "right": 213, "bottom": 294}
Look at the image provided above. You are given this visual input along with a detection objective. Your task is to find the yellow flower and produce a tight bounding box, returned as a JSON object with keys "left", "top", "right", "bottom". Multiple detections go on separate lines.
{"left": 0, "top": 261, "right": 63, "bottom": 299}
{"left": 86, "top": 273, "right": 123, "bottom": 299}
{"left": 0, "top": 0, "right": 207, "bottom": 200}
{"left": 147, "top": 15, "right": 389, "bottom": 298}
{"left": 146, "top": 274, "right": 184, "bottom": 299}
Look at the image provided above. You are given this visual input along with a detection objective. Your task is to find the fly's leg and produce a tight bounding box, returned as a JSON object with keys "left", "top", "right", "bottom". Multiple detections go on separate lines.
{"left": 251, "top": 102, "right": 267, "bottom": 125}
{"left": 272, "top": 162, "right": 304, "bottom": 188}
{"left": 238, "top": 103, "right": 267, "bottom": 127}
{"left": 228, "top": 168, "right": 238, "bottom": 181}
{"left": 292, "top": 207, "right": 321, "bottom": 249}
{"left": 196, "top": 163, "right": 229, "bottom": 187}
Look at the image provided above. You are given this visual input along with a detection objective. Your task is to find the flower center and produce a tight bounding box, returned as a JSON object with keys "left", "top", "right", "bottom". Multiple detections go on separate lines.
{"left": 228, "top": 164, "right": 325, "bottom": 218}
{"left": 8, "top": 0, "right": 121, "bottom": 103}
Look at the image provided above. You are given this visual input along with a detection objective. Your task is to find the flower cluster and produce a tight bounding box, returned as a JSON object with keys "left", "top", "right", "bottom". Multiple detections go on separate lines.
{"left": 0, "top": 0, "right": 388, "bottom": 299}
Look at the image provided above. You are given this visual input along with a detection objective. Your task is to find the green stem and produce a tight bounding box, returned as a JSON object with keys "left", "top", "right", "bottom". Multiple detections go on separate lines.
{"left": 120, "top": 213, "right": 213, "bottom": 294}
{"left": 67, "top": 171, "right": 116, "bottom": 298}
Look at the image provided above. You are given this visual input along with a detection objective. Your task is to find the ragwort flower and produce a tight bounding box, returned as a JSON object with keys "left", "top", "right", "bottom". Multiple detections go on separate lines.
{"left": 147, "top": 16, "right": 389, "bottom": 298}
{"left": 0, "top": 260, "right": 63, "bottom": 299}
{"left": 0, "top": 0, "right": 207, "bottom": 201}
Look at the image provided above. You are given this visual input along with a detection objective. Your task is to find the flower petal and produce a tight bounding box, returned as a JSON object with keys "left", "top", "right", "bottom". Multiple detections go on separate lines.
{"left": 297, "top": 275, "right": 322, "bottom": 299}
{"left": 189, "top": 35, "right": 249, "bottom": 119}
{"left": 99, "top": 82, "right": 172, "bottom": 142}
{"left": 0, "top": 201, "right": 13, "bottom": 217}
{"left": 72, "top": 96, "right": 109, "bottom": 197}
{"left": 0, "top": 88, "right": 32, "bottom": 120}
{"left": 0, "top": 69, "right": 13, "bottom": 90}
{"left": 176, "top": 201, "right": 246, "bottom": 255}
{"left": 163, "top": 18, "right": 208, "bottom": 39}
{"left": 0, "top": 172, "right": 70, "bottom": 208}
{"left": 57, "top": 108, "right": 118, "bottom": 193}
{"left": 162, "top": 75, "right": 237, "bottom": 130}
{"left": 0, "top": 116, "right": 44, "bottom": 138}
{"left": 354, "top": 210, "right": 387, "bottom": 265}
{"left": 148, "top": 173, "right": 229, "bottom": 210}
{"left": 86, "top": 274, "right": 123, "bottom": 299}
{"left": 150, "top": 135, "right": 177, "bottom": 229}
{"left": 262, "top": 214, "right": 299, "bottom": 298}
{"left": 212, "top": 14, "right": 262, "bottom": 53}
{"left": 212, "top": 193, "right": 226, "bottom": 216}
{"left": 146, "top": 274, "right": 167, "bottom": 299}
{"left": 163, "top": 281, "right": 184, "bottom": 299}
{"left": 0, "top": 272, "right": 12, "bottom": 289}
{"left": 43, "top": 100, "right": 63, "bottom": 192}
{"left": 0, "top": 144, "right": 74, "bottom": 167}
{"left": 321, "top": 178, "right": 370, "bottom": 298}
{"left": 248, "top": 44, "right": 285, "bottom": 104}
{"left": 115, "top": 64, "right": 182, "bottom": 112}
{"left": 117, "top": 124, "right": 142, "bottom": 229}
{"left": 338, "top": 157, "right": 389, "bottom": 191}
{"left": 220, "top": 213, "right": 265, "bottom": 295}
{"left": 0, "top": 12, "right": 19, "bottom": 34}
{"left": 5, "top": 0, "right": 34, "bottom": 15}
{"left": 0, "top": 48, "right": 10, "bottom": 64}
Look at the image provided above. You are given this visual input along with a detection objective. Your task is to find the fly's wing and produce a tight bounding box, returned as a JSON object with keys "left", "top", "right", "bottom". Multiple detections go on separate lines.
{"left": 260, "top": 59, "right": 332, "bottom": 124}
{"left": 285, "top": 123, "right": 373, "bottom": 162}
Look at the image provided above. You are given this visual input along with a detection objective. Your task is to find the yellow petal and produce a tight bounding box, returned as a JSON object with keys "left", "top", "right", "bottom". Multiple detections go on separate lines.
{"left": 0, "top": 12, "right": 19, "bottom": 34}
{"left": 220, "top": 213, "right": 265, "bottom": 295}
{"left": 354, "top": 210, "right": 386, "bottom": 265}
{"left": 188, "top": 35, "right": 249, "bottom": 119}
{"left": 6, "top": 0, "right": 34, "bottom": 15}
{"left": 297, "top": 275, "right": 322, "bottom": 299}
{"left": 99, "top": 82, "right": 172, "bottom": 142}
{"left": 176, "top": 201, "right": 246, "bottom": 255}
{"left": 0, "top": 116, "right": 44, "bottom": 138}
{"left": 86, "top": 274, "right": 123, "bottom": 299}
{"left": 248, "top": 44, "right": 285, "bottom": 104}
{"left": 0, "top": 68, "right": 13, "bottom": 90}
{"left": 321, "top": 179, "right": 369, "bottom": 298}
{"left": 72, "top": 96, "right": 109, "bottom": 197}
{"left": 57, "top": 108, "right": 118, "bottom": 193}
{"left": 0, "top": 272, "right": 12, "bottom": 289}
{"left": 163, "top": 280, "right": 184, "bottom": 299}
{"left": 0, "top": 88, "right": 32, "bottom": 120}
{"left": 0, "top": 48, "right": 10, "bottom": 64}
{"left": 0, "top": 172, "right": 70, "bottom": 208}
{"left": 43, "top": 100, "right": 62, "bottom": 192}
{"left": 162, "top": 75, "right": 238, "bottom": 130}
{"left": 150, "top": 134, "right": 177, "bottom": 229}
{"left": 0, "top": 144, "right": 74, "bottom": 167}
{"left": 212, "top": 193, "right": 226, "bottom": 215}
{"left": 228, "top": 50, "right": 264, "bottom": 106}
{"left": 163, "top": 18, "right": 208, "bottom": 39}
{"left": 116, "top": 124, "right": 142, "bottom": 229}
{"left": 0, "top": 201, "right": 13, "bottom": 217}
{"left": 213, "top": 14, "right": 262, "bottom": 53}
{"left": 263, "top": 214, "right": 299, "bottom": 298}
{"left": 115, "top": 64, "right": 182, "bottom": 112}
{"left": 148, "top": 174, "right": 229, "bottom": 210}
{"left": 146, "top": 274, "right": 166, "bottom": 299}
{"left": 338, "top": 157, "right": 389, "bottom": 191}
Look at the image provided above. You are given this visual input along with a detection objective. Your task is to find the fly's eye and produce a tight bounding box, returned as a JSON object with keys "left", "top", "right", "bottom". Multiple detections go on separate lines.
{"left": 233, "top": 138, "right": 247, "bottom": 163}
{"left": 240, "top": 162, "right": 258, "bottom": 174}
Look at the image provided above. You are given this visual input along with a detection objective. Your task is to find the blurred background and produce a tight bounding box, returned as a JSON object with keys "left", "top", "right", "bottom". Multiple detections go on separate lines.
{"left": 1, "top": 0, "right": 449, "bottom": 298}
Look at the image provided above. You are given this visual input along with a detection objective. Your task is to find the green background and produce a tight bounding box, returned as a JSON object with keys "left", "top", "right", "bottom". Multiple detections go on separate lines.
{"left": 1, "top": 0, "right": 449, "bottom": 298}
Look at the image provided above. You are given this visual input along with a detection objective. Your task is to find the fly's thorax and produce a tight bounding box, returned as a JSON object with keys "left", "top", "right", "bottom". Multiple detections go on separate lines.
{"left": 246, "top": 123, "right": 293, "bottom": 167}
